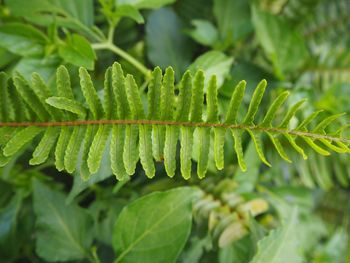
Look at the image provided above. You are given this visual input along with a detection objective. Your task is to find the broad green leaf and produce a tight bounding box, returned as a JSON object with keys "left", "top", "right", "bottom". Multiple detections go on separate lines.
{"left": 139, "top": 125, "right": 155, "bottom": 178}
{"left": 30, "top": 127, "right": 60, "bottom": 165}
{"left": 79, "top": 67, "right": 104, "bottom": 119}
{"left": 219, "top": 236, "right": 254, "bottom": 263}
{"left": 33, "top": 180, "right": 93, "bottom": 262}
{"left": 117, "top": 0, "right": 175, "bottom": 9}
{"left": 3, "top": 127, "right": 43, "bottom": 157}
{"left": 113, "top": 187, "right": 195, "bottom": 263}
{"left": 59, "top": 34, "right": 96, "bottom": 70}
{"left": 189, "top": 51, "right": 233, "bottom": 87}
{"left": 252, "top": 5, "right": 308, "bottom": 78}
{"left": 0, "top": 47, "right": 16, "bottom": 69}
{"left": 114, "top": 5, "right": 144, "bottom": 23}
{"left": 250, "top": 207, "right": 301, "bottom": 263}
{"left": 15, "top": 54, "right": 61, "bottom": 82}
{"left": 186, "top": 20, "right": 218, "bottom": 46}
{"left": 88, "top": 124, "right": 112, "bottom": 174}
{"left": 46, "top": 97, "right": 87, "bottom": 118}
{"left": 0, "top": 193, "right": 22, "bottom": 259}
{"left": 164, "top": 126, "right": 179, "bottom": 177}
{"left": 146, "top": 8, "right": 194, "bottom": 77}
{"left": 0, "top": 23, "right": 47, "bottom": 56}
{"left": 213, "top": 0, "right": 252, "bottom": 46}
{"left": 6, "top": 0, "right": 95, "bottom": 37}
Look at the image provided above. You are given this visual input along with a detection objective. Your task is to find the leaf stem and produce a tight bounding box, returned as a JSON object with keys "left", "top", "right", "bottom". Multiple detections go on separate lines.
{"left": 1, "top": 120, "right": 349, "bottom": 144}
{"left": 92, "top": 42, "right": 150, "bottom": 76}
{"left": 89, "top": 247, "right": 101, "bottom": 263}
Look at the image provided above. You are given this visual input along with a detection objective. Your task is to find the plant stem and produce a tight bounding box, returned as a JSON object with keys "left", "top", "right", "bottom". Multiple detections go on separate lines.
{"left": 113, "top": 176, "right": 130, "bottom": 194}
{"left": 92, "top": 42, "right": 150, "bottom": 76}
{"left": 1, "top": 120, "right": 349, "bottom": 144}
{"left": 90, "top": 247, "right": 101, "bottom": 263}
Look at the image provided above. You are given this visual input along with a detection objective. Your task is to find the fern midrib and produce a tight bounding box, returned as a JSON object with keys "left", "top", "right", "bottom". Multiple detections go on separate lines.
{"left": 1, "top": 119, "right": 349, "bottom": 144}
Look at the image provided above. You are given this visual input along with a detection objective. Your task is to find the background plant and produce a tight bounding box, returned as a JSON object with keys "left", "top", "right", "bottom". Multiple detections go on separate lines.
{"left": 0, "top": 0, "right": 350, "bottom": 262}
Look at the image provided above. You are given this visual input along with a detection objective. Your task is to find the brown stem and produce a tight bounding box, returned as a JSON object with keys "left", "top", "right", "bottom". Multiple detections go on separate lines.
{"left": 1, "top": 119, "right": 349, "bottom": 144}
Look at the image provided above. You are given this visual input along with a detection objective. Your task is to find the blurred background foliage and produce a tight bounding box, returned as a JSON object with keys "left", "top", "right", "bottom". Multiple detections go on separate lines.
{"left": 0, "top": 0, "right": 350, "bottom": 262}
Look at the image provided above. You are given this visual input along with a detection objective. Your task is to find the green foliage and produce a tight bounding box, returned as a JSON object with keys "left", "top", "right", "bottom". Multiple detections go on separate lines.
{"left": 1, "top": 63, "right": 348, "bottom": 180}
{"left": 146, "top": 8, "right": 194, "bottom": 77}
{"left": 250, "top": 208, "right": 301, "bottom": 263}
{"left": 33, "top": 179, "right": 94, "bottom": 261}
{"left": 1, "top": 0, "right": 350, "bottom": 262}
{"left": 113, "top": 187, "right": 196, "bottom": 263}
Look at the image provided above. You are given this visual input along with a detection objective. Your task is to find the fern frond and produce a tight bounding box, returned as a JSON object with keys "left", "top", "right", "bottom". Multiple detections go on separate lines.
{"left": 0, "top": 63, "right": 349, "bottom": 180}
{"left": 303, "top": 0, "right": 350, "bottom": 44}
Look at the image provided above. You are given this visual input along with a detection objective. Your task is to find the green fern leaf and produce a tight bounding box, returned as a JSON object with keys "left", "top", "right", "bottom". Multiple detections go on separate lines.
{"left": 0, "top": 63, "right": 349, "bottom": 180}
{"left": 64, "top": 126, "right": 86, "bottom": 173}
{"left": 46, "top": 97, "right": 87, "bottom": 118}
{"left": 123, "top": 125, "right": 139, "bottom": 175}
{"left": 88, "top": 124, "right": 111, "bottom": 174}
{"left": 13, "top": 72, "right": 50, "bottom": 121}
{"left": 55, "top": 127, "right": 73, "bottom": 171}
{"left": 79, "top": 68, "right": 103, "bottom": 120}
{"left": 30, "top": 127, "right": 59, "bottom": 165}
{"left": 225, "top": 80, "right": 246, "bottom": 124}
{"left": 243, "top": 79, "right": 267, "bottom": 125}
{"left": 4, "top": 126, "right": 43, "bottom": 157}
{"left": 0, "top": 72, "right": 12, "bottom": 122}
{"left": 110, "top": 125, "right": 127, "bottom": 180}
{"left": 81, "top": 124, "right": 98, "bottom": 179}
